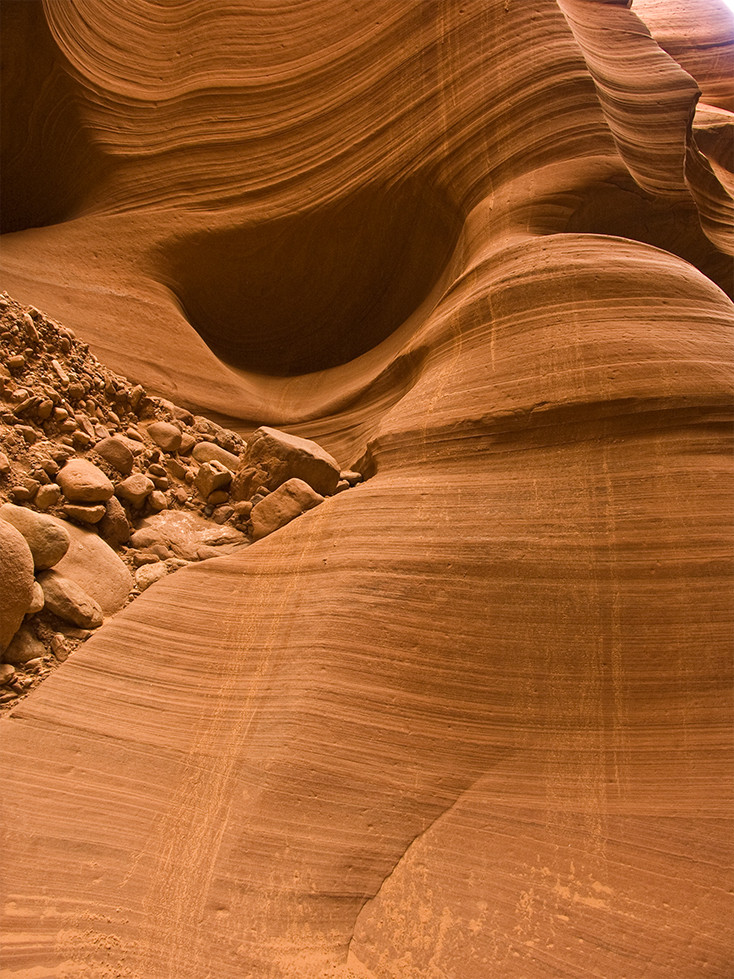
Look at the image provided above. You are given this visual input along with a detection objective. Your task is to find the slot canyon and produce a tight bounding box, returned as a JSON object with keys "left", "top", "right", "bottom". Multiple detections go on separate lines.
{"left": 0, "top": 1, "right": 732, "bottom": 976}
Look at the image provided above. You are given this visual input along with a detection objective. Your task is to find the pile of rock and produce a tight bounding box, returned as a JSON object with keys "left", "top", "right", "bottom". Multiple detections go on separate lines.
{"left": 0, "top": 503, "right": 132, "bottom": 703}
{"left": 0, "top": 295, "right": 364, "bottom": 710}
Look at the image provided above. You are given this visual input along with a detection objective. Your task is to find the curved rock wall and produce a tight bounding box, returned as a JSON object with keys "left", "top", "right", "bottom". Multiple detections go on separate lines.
{"left": 1, "top": 1, "right": 732, "bottom": 977}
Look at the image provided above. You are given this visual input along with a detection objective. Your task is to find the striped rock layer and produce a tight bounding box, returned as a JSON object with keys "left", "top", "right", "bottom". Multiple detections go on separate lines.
{"left": 1, "top": 1, "right": 732, "bottom": 977}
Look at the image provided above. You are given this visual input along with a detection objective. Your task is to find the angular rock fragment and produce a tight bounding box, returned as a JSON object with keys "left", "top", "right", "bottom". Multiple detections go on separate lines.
{"left": 250, "top": 477, "right": 324, "bottom": 541}
{"left": 62, "top": 503, "right": 106, "bottom": 525}
{"left": 116, "top": 473, "right": 154, "bottom": 507}
{"left": 135, "top": 562, "right": 168, "bottom": 592}
{"left": 98, "top": 496, "right": 130, "bottom": 548}
{"left": 243, "top": 426, "right": 341, "bottom": 496}
{"left": 195, "top": 460, "right": 231, "bottom": 499}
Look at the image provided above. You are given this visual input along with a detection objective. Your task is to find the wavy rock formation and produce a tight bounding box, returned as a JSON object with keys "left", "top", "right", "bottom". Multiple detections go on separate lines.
{"left": 1, "top": 1, "right": 732, "bottom": 977}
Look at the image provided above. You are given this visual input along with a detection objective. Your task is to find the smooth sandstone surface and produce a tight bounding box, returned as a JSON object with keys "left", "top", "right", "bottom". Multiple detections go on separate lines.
{"left": 0, "top": 2, "right": 732, "bottom": 978}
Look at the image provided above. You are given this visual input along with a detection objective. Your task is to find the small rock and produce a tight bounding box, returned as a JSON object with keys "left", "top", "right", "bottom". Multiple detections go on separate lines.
{"left": 62, "top": 503, "right": 106, "bottom": 525}
{"left": 207, "top": 489, "right": 229, "bottom": 506}
{"left": 192, "top": 441, "right": 240, "bottom": 471}
{"left": 213, "top": 505, "right": 234, "bottom": 525}
{"left": 58, "top": 458, "right": 114, "bottom": 503}
{"left": 0, "top": 502, "right": 71, "bottom": 569}
{"left": 0, "top": 451, "right": 10, "bottom": 475}
{"left": 60, "top": 626, "right": 92, "bottom": 640}
{"left": 38, "top": 571, "right": 104, "bottom": 629}
{"left": 148, "top": 490, "right": 168, "bottom": 512}
{"left": 250, "top": 478, "right": 324, "bottom": 541}
{"left": 51, "top": 359, "right": 69, "bottom": 384}
{"left": 0, "top": 663, "right": 16, "bottom": 685}
{"left": 147, "top": 421, "right": 182, "bottom": 452}
{"left": 35, "top": 483, "right": 62, "bottom": 510}
{"left": 17, "top": 425, "right": 39, "bottom": 445}
{"left": 165, "top": 458, "right": 188, "bottom": 480}
{"left": 334, "top": 479, "right": 350, "bottom": 494}
{"left": 71, "top": 430, "right": 94, "bottom": 450}
{"left": 178, "top": 432, "right": 196, "bottom": 454}
{"left": 129, "top": 385, "right": 144, "bottom": 410}
{"left": 116, "top": 473, "right": 154, "bottom": 507}
{"left": 3, "top": 624, "right": 45, "bottom": 665}
{"left": 50, "top": 633, "right": 70, "bottom": 661}
{"left": 97, "top": 496, "right": 130, "bottom": 547}
{"left": 133, "top": 551, "right": 162, "bottom": 567}
{"left": 340, "top": 470, "right": 363, "bottom": 486}
{"left": 28, "top": 580, "right": 45, "bottom": 615}
{"left": 7, "top": 354, "right": 26, "bottom": 371}
{"left": 195, "top": 460, "right": 231, "bottom": 499}
{"left": 94, "top": 436, "right": 134, "bottom": 475}
{"left": 135, "top": 563, "right": 168, "bottom": 592}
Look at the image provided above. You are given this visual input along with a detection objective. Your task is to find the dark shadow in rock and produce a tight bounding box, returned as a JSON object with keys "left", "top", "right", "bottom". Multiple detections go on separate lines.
{"left": 156, "top": 178, "right": 462, "bottom": 376}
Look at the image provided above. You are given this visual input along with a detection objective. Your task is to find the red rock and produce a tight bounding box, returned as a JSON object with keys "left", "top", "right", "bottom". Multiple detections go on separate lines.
{"left": 0, "top": 520, "right": 34, "bottom": 653}
{"left": 147, "top": 420, "right": 182, "bottom": 452}
{"left": 57, "top": 458, "right": 114, "bottom": 503}
{"left": 0, "top": 2, "right": 732, "bottom": 977}
{"left": 116, "top": 473, "right": 154, "bottom": 507}
{"left": 250, "top": 477, "right": 324, "bottom": 541}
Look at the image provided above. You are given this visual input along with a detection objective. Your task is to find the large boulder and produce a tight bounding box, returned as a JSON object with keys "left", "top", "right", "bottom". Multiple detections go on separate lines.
{"left": 0, "top": 520, "right": 34, "bottom": 653}
{"left": 0, "top": 502, "right": 70, "bottom": 570}
{"left": 250, "top": 477, "right": 324, "bottom": 541}
{"left": 46, "top": 516, "right": 132, "bottom": 616}
{"left": 57, "top": 458, "right": 114, "bottom": 503}
{"left": 242, "top": 427, "right": 341, "bottom": 497}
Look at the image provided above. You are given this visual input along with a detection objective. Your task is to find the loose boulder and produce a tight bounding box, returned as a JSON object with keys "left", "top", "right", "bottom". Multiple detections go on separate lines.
{"left": 0, "top": 520, "right": 35, "bottom": 653}
{"left": 243, "top": 426, "right": 341, "bottom": 497}
{"left": 46, "top": 516, "right": 133, "bottom": 616}
{"left": 57, "top": 458, "right": 114, "bottom": 503}
{"left": 116, "top": 473, "right": 154, "bottom": 507}
{"left": 38, "top": 571, "right": 104, "bottom": 629}
{"left": 3, "top": 624, "right": 46, "bottom": 665}
{"left": 147, "top": 421, "right": 182, "bottom": 452}
{"left": 192, "top": 441, "right": 240, "bottom": 470}
{"left": 250, "top": 477, "right": 324, "bottom": 541}
{"left": 0, "top": 502, "right": 70, "bottom": 570}
{"left": 94, "top": 436, "right": 134, "bottom": 475}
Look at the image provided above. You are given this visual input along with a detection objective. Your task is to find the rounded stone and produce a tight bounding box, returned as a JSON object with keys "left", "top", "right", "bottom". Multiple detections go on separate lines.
{"left": 57, "top": 458, "right": 114, "bottom": 503}
{"left": 0, "top": 519, "right": 35, "bottom": 652}
{"left": 0, "top": 502, "right": 71, "bottom": 570}
{"left": 147, "top": 421, "right": 182, "bottom": 452}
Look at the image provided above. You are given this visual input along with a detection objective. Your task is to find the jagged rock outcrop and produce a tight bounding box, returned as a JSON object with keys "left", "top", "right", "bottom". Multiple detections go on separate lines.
{"left": 0, "top": 2, "right": 732, "bottom": 978}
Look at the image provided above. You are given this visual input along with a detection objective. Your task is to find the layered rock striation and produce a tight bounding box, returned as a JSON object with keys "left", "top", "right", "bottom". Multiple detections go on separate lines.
{"left": 1, "top": 1, "right": 732, "bottom": 977}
